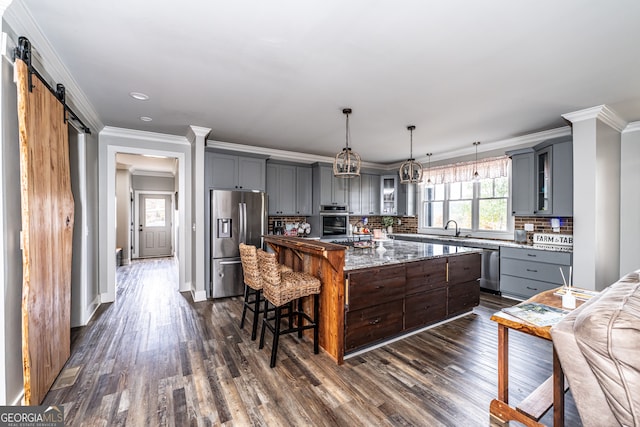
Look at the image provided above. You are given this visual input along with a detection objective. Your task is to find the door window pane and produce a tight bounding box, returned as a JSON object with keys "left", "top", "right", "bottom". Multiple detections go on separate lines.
{"left": 145, "top": 198, "right": 166, "bottom": 227}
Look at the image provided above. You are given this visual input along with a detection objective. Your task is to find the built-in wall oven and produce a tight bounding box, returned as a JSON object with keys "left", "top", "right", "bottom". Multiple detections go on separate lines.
{"left": 320, "top": 205, "right": 349, "bottom": 237}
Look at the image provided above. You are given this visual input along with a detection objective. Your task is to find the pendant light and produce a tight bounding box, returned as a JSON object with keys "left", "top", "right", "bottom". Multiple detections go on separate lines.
{"left": 333, "top": 108, "right": 361, "bottom": 178}
{"left": 425, "top": 153, "right": 433, "bottom": 186}
{"left": 399, "top": 125, "right": 423, "bottom": 184}
{"left": 473, "top": 141, "right": 481, "bottom": 180}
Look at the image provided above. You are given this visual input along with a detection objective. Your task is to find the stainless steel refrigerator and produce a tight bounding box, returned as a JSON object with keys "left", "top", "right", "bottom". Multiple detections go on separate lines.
{"left": 209, "top": 190, "right": 267, "bottom": 298}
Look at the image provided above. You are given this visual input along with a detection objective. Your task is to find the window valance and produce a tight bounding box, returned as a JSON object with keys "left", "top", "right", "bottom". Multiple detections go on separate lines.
{"left": 423, "top": 156, "right": 510, "bottom": 184}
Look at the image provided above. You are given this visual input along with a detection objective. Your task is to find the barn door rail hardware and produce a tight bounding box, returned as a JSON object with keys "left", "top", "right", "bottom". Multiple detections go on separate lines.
{"left": 14, "top": 36, "right": 91, "bottom": 134}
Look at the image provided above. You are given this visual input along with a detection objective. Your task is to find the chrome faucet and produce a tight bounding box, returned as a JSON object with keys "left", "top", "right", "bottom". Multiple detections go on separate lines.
{"left": 444, "top": 220, "right": 460, "bottom": 237}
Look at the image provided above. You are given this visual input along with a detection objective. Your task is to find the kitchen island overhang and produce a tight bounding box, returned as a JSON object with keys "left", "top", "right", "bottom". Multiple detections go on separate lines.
{"left": 263, "top": 236, "right": 482, "bottom": 364}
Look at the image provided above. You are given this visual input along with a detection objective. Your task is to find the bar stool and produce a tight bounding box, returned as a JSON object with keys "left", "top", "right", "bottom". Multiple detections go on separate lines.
{"left": 256, "top": 249, "right": 321, "bottom": 368}
{"left": 238, "top": 244, "right": 291, "bottom": 340}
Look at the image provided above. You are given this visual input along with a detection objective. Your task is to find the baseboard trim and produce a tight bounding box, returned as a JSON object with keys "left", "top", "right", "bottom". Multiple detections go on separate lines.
{"left": 11, "top": 389, "right": 24, "bottom": 406}
{"left": 191, "top": 288, "right": 207, "bottom": 302}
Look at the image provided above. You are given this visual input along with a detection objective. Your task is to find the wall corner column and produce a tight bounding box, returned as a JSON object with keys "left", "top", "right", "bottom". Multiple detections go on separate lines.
{"left": 187, "top": 125, "right": 211, "bottom": 302}
{"left": 620, "top": 122, "right": 640, "bottom": 275}
{"left": 562, "top": 105, "right": 625, "bottom": 290}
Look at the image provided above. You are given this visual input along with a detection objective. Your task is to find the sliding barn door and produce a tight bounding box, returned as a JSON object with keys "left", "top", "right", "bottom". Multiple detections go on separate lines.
{"left": 16, "top": 59, "right": 75, "bottom": 405}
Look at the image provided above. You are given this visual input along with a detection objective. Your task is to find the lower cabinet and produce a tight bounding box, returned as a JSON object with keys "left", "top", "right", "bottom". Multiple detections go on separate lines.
{"left": 500, "top": 247, "right": 572, "bottom": 300}
{"left": 345, "top": 253, "right": 481, "bottom": 353}
{"left": 345, "top": 300, "right": 404, "bottom": 352}
{"left": 405, "top": 288, "right": 447, "bottom": 330}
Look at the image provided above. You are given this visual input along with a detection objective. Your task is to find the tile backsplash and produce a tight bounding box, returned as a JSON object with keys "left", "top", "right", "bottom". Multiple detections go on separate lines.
{"left": 514, "top": 216, "right": 573, "bottom": 245}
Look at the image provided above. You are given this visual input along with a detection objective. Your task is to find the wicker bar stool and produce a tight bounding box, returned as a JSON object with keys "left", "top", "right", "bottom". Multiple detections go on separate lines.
{"left": 256, "top": 249, "right": 321, "bottom": 368}
{"left": 238, "top": 244, "right": 291, "bottom": 341}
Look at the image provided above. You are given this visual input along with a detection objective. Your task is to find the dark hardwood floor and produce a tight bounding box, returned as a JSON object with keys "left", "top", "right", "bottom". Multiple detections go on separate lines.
{"left": 44, "top": 258, "right": 582, "bottom": 426}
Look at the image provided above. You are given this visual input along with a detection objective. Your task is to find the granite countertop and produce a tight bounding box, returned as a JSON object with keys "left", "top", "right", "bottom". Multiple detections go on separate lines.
{"left": 343, "top": 239, "right": 481, "bottom": 271}
{"left": 390, "top": 233, "right": 573, "bottom": 253}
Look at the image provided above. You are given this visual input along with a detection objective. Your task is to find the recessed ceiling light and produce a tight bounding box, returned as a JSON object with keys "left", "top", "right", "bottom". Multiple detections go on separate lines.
{"left": 129, "top": 92, "right": 149, "bottom": 101}
{"left": 140, "top": 116, "right": 153, "bottom": 122}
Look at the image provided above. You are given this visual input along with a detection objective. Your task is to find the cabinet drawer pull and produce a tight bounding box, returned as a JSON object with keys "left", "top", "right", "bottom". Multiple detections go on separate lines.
{"left": 526, "top": 269, "right": 538, "bottom": 273}
{"left": 375, "top": 285, "right": 384, "bottom": 289}
{"left": 527, "top": 254, "right": 537, "bottom": 257}
{"left": 369, "top": 318, "right": 381, "bottom": 325}
{"left": 526, "top": 286, "right": 538, "bottom": 290}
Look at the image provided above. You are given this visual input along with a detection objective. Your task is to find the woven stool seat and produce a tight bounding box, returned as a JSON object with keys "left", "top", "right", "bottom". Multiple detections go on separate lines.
{"left": 264, "top": 271, "right": 321, "bottom": 307}
{"left": 256, "top": 249, "right": 322, "bottom": 367}
{"left": 239, "top": 244, "right": 293, "bottom": 341}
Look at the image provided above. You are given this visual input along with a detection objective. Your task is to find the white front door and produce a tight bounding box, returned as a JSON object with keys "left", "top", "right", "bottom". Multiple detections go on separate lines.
{"left": 139, "top": 194, "right": 173, "bottom": 258}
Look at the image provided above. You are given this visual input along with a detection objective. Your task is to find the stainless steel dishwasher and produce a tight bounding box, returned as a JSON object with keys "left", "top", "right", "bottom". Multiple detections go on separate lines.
{"left": 479, "top": 248, "right": 500, "bottom": 293}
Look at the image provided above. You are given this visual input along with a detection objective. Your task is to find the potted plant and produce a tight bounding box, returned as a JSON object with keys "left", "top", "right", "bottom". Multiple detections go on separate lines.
{"left": 382, "top": 216, "right": 394, "bottom": 234}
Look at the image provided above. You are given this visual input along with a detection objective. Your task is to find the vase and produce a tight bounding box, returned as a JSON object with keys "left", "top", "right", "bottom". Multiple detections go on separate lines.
{"left": 387, "top": 226, "right": 393, "bottom": 234}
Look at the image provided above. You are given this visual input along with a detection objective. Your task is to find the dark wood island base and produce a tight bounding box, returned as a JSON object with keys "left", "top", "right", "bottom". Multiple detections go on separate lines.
{"left": 264, "top": 236, "right": 481, "bottom": 364}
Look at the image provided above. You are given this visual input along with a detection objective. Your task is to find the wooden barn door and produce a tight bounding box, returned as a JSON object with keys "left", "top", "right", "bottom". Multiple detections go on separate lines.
{"left": 16, "top": 59, "right": 75, "bottom": 405}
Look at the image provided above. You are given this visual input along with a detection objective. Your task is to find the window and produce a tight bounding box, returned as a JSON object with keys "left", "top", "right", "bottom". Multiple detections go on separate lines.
{"left": 420, "top": 176, "right": 511, "bottom": 235}
{"left": 145, "top": 198, "right": 166, "bottom": 227}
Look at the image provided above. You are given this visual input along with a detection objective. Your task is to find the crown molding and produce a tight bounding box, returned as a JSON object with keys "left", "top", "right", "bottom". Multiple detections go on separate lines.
{"left": 101, "top": 126, "right": 190, "bottom": 146}
{"left": 4, "top": 1, "right": 104, "bottom": 133}
{"left": 206, "top": 139, "right": 381, "bottom": 169}
{"left": 130, "top": 170, "right": 175, "bottom": 178}
{"left": 562, "top": 104, "right": 627, "bottom": 132}
{"left": 622, "top": 121, "right": 640, "bottom": 134}
{"left": 408, "top": 126, "right": 572, "bottom": 166}
{"left": 186, "top": 125, "right": 211, "bottom": 143}
{"left": 206, "top": 127, "right": 571, "bottom": 170}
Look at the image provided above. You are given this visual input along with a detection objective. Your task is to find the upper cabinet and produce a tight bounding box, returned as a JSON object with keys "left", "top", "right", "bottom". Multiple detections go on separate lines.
{"left": 397, "top": 182, "right": 416, "bottom": 217}
{"left": 349, "top": 173, "right": 381, "bottom": 216}
{"left": 380, "top": 175, "right": 398, "bottom": 215}
{"left": 509, "top": 149, "right": 535, "bottom": 215}
{"left": 266, "top": 162, "right": 312, "bottom": 216}
{"left": 507, "top": 136, "right": 573, "bottom": 217}
{"left": 206, "top": 151, "right": 266, "bottom": 191}
{"left": 313, "top": 164, "right": 348, "bottom": 209}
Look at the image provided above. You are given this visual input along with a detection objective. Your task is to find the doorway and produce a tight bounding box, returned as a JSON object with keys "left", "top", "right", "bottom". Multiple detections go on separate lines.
{"left": 138, "top": 193, "right": 173, "bottom": 258}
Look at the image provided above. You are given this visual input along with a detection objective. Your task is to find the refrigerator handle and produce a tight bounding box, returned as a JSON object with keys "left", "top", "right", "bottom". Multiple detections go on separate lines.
{"left": 242, "top": 202, "right": 248, "bottom": 243}
{"left": 239, "top": 202, "right": 245, "bottom": 243}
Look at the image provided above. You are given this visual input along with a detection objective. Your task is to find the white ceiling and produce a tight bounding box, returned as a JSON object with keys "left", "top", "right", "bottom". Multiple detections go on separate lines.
{"left": 11, "top": 0, "right": 640, "bottom": 164}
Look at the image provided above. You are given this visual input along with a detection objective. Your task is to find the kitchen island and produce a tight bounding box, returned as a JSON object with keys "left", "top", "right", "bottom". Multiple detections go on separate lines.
{"left": 264, "top": 236, "right": 481, "bottom": 364}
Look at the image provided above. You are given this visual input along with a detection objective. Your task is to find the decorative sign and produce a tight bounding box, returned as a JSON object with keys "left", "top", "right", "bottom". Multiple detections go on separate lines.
{"left": 533, "top": 233, "right": 573, "bottom": 246}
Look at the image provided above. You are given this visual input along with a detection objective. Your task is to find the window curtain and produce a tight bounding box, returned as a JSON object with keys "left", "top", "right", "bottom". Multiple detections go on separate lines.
{"left": 424, "top": 156, "right": 510, "bottom": 184}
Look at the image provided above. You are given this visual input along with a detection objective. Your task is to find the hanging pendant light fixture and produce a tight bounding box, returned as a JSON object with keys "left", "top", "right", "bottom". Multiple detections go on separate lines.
{"left": 473, "top": 141, "right": 481, "bottom": 180}
{"left": 425, "top": 153, "right": 433, "bottom": 186}
{"left": 399, "top": 125, "right": 423, "bottom": 184}
{"left": 333, "top": 108, "right": 361, "bottom": 178}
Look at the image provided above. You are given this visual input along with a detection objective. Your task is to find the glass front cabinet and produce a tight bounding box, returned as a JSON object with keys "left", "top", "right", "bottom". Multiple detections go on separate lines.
{"left": 535, "top": 147, "right": 552, "bottom": 215}
{"left": 381, "top": 175, "right": 398, "bottom": 215}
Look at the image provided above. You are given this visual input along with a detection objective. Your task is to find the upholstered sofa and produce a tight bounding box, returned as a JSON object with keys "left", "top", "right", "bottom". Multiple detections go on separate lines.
{"left": 551, "top": 270, "right": 640, "bottom": 427}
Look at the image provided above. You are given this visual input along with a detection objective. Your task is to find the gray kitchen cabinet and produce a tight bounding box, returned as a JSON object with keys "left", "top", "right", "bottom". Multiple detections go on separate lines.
{"left": 500, "top": 246, "right": 572, "bottom": 300}
{"left": 509, "top": 150, "right": 535, "bottom": 215}
{"left": 348, "top": 175, "right": 362, "bottom": 215}
{"left": 206, "top": 151, "right": 266, "bottom": 191}
{"left": 549, "top": 140, "right": 573, "bottom": 217}
{"left": 349, "top": 173, "right": 381, "bottom": 216}
{"left": 267, "top": 163, "right": 312, "bottom": 216}
{"left": 507, "top": 136, "right": 572, "bottom": 217}
{"left": 315, "top": 165, "right": 348, "bottom": 207}
{"left": 397, "top": 181, "right": 416, "bottom": 216}
{"left": 295, "top": 166, "right": 312, "bottom": 215}
{"left": 267, "top": 163, "right": 296, "bottom": 215}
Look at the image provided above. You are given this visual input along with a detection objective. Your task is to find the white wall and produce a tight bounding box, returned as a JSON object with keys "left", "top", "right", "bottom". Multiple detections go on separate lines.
{"left": 115, "top": 169, "right": 131, "bottom": 263}
{"left": 620, "top": 122, "right": 640, "bottom": 275}
{"left": 98, "top": 127, "right": 192, "bottom": 302}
